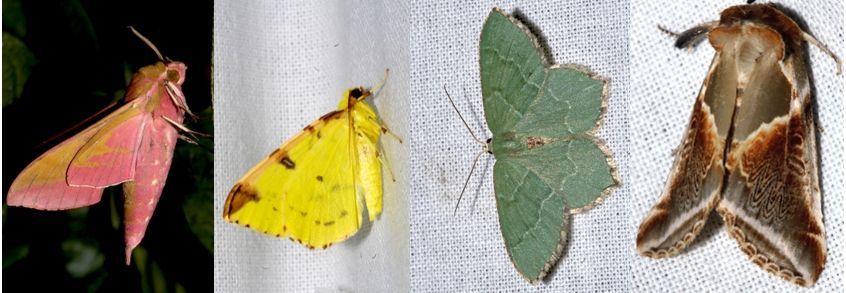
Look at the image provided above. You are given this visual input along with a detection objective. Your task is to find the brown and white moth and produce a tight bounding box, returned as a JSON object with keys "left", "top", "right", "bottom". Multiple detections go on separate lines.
{"left": 636, "top": 3, "right": 841, "bottom": 287}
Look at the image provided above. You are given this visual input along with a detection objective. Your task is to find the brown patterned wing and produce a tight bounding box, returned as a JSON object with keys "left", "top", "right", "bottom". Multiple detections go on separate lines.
{"left": 636, "top": 46, "right": 736, "bottom": 257}
{"left": 717, "top": 28, "right": 824, "bottom": 286}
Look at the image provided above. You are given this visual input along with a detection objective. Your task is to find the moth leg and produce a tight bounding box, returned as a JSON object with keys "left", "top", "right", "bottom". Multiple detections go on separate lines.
{"left": 164, "top": 81, "right": 198, "bottom": 120}
{"left": 373, "top": 118, "right": 403, "bottom": 143}
{"left": 659, "top": 21, "right": 719, "bottom": 51}
{"left": 161, "top": 115, "right": 211, "bottom": 143}
{"left": 178, "top": 134, "right": 198, "bottom": 145}
{"left": 377, "top": 145, "right": 396, "bottom": 183}
{"left": 801, "top": 32, "right": 843, "bottom": 75}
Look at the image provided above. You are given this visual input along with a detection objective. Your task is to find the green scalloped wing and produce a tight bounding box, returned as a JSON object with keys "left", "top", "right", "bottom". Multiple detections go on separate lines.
{"left": 479, "top": 8, "right": 616, "bottom": 282}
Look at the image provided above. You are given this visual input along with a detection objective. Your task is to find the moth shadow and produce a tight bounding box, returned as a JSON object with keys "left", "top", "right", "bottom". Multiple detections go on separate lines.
{"left": 453, "top": 85, "right": 487, "bottom": 142}
{"left": 343, "top": 209, "right": 375, "bottom": 248}
{"left": 542, "top": 214, "right": 574, "bottom": 283}
{"left": 466, "top": 155, "right": 493, "bottom": 217}
{"left": 510, "top": 8, "right": 556, "bottom": 66}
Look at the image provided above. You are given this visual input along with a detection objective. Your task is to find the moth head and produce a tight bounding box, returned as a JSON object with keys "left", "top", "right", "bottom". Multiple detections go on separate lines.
{"left": 349, "top": 87, "right": 370, "bottom": 100}
{"left": 341, "top": 87, "right": 371, "bottom": 108}
{"left": 129, "top": 26, "right": 186, "bottom": 85}
{"left": 165, "top": 62, "right": 187, "bottom": 85}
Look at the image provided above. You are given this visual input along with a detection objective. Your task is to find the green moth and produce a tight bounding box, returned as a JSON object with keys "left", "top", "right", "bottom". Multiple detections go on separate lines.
{"left": 477, "top": 8, "right": 618, "bottom": 282}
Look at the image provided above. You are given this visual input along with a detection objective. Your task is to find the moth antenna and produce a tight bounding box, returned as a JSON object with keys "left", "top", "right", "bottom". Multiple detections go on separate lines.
{"left": 657, "top": 25, "right": 680, "bottom": 38}
{"left": 802, "top": 31, "right": 842, "bottom": 75}
{"left": 36, "top": 101, "right": 120, "bottom": 149}
{"left": 128, "top": 26, "right": 164, "bottom": 61}
{"left": 443, "top": 85, "right": 485, "bottom": 146}
{"left": 454, "top": 149, "right": 486, "bottom": 216}
{"left": 370, "top": 69, "right": 390, "bottom": 97}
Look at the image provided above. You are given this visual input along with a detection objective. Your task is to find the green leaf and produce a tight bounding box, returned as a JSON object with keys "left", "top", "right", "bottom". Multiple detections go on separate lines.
{"left": 479, "top": 8, "right": 617, "bottom": 282}
{"left": 182, "top": 180, "right": 213, "bottom": 252}
{"left": 179, "top": 107, "right": 214, "bottom": 252}
{"left": 2, "top": 244, "right": 30, "bottom": 268}
{"left": 61, "top": 239, "right": 105, "bottom": 278}
{"left": 3, "top": 32, "right": 37, "bottom": 107}
{"left": 2, "top": 0, "right": 26, "bottom": 37}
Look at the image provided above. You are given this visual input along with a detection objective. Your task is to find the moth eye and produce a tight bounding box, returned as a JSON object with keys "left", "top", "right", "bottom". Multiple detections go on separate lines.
{"left": 349, "top": 88, "right": 363, "bottom": 99}
{"left": 166, "top": 69, "right": 180, "bottom": 82}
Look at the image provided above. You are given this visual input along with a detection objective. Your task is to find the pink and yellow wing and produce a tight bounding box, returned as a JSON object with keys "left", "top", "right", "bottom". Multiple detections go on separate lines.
{"left": 7, "top": 102, "right": 146, "bottom": 210}
{"left": 67, "top": 103, "right": 148, "bottom": 187}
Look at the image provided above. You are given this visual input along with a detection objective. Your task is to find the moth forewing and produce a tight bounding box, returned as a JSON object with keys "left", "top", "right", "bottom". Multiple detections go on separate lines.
{"left": 223, "top": 85, "right": 391, "bottom": 250}
{"left": 636, "top": 4, "right": 836, "bottom": 287}
{"left": 636, "top": 43, "right": 729, "bottom": 258}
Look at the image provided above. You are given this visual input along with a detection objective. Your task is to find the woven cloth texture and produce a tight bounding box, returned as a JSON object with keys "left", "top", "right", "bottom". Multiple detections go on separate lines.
{"left": 409, "top": 1, "right": 631, "bottom": 291}
{"left": 630, "top": 0, "right": 844, "bottom": 292}
{"left": 214, "top": 0, "right": 410, "bottom": 292}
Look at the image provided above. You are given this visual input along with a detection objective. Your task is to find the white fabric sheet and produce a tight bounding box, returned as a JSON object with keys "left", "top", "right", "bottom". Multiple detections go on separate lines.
{"left": 630, "top": 0, "right": 844, "bottom": 292}
{"left": 214, "top": 1, "right": 409, "bottom": 292}
{"left": 212, "top": 0, "right": 843, "bottom": 291}
{"left": 409, "top": 1, "right": 631, "bottom": 291}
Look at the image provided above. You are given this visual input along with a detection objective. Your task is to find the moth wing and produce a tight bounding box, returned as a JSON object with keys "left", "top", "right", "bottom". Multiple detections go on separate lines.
{"left": 490, "top": 137, "right": 613, "bottom": 282}
{"left": 636, "top": 49, "right": 736, "bottom": 257}
{"left": 4, "top": 107, "right": 132, "bottom": 210}
{"left": 717, "top": 34, "right": 824, "bottom": 286}
{"left": 66, "top": 102, "right": 148, "bottom": 187}
{"left": 493, "top": 157, "right": 569, "bottom": 283}
{"left": 350, "top": 101, "right": 384, "bottom": 221}
{"left": 223, "top": 110, "right": 364, "bottom": 249}
{"left": 479, "top": 8, "right": 546, "bottom": 136}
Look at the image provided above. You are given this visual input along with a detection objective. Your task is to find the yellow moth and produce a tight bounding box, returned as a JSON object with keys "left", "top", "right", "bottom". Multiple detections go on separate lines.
{"left": 223, "top": 72, "right": 398, "bottom": 249}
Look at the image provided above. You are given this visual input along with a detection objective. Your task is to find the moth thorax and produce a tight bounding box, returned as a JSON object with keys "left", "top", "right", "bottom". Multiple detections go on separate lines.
{"left": 526, "top": 136, "right": 553, "bottom": 149}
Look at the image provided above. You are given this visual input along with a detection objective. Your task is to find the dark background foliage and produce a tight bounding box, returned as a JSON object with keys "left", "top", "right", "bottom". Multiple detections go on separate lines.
{"left": 2, "top": 0, "right": 213, "bottom": 292}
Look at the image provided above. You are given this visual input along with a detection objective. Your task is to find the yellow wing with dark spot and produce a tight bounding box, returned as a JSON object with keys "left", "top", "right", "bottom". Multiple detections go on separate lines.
{"left": 223, "top": 91, "right": 384, "bottom": 249}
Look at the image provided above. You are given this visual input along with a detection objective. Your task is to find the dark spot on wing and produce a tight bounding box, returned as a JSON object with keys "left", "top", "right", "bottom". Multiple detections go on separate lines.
{"left": 324, "top": 220, "right": 335, "bottom": 226}
{"left": 316, "top": 176, "right": 324, "bottom": 182}
{"left": 303, "top": 124, "right": 315, "bottom": 132}
{"left": 340, "top": 210, "right": 349, "bottom": 218}
{"left": 300, "top": 211, "right": 307, "bottom": 216}
{"left": 314, "top": 220, "right": 321, "bottom": 225}
{"left": 280, "top": 156, "right": 296, "bottom": 169}
{"left": 225, "top": 183, "right": 260, "bottom": 215}
{"left": 320, "top": 110, "right": 342, "bottom": 121}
